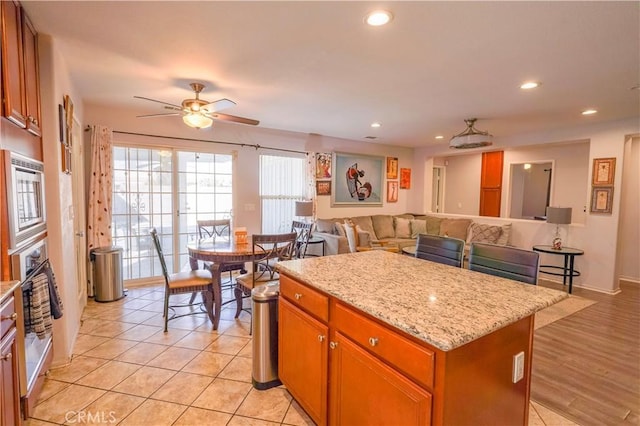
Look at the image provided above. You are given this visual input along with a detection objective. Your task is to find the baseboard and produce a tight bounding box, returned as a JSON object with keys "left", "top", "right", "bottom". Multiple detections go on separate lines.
{"left": 619, "top": 277, "right": 640, "bottom": 286}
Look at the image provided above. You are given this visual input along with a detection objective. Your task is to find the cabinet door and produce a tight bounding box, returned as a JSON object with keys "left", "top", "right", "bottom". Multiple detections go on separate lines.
{"left": 1, "top": 328, "right": 21, "bottom": 426}
{"left": 330, "top": 332, "right": 432, "bottom": 426}
{"left": 1, "top": 0, "right": 27, "bottom": 128}
{"left": 278, "top": 298, "right": 328, "bottom": 425}
{"left": 21, "top": 10, "right": 41, "bottom": 137}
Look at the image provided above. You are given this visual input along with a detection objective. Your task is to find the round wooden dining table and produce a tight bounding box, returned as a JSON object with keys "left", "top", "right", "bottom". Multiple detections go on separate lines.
{"left": 187, "top": 237, "right": 258, "bottom": 330}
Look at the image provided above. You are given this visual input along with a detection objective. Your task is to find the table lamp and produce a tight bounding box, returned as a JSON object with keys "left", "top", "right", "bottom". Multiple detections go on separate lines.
{"left": 546, "top": 207, "right": 572, "bottom": 250}
{"left": 295, "top": 201, "right": 314, "bottom": 223}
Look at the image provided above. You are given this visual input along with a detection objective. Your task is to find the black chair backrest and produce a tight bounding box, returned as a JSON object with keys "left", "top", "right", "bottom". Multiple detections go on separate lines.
{"left": 291, "top": 220, "right": 313, "bottom": 258}
{"left": 415, "top": 234, "right": 465, "bottom": 268}
{"left": 251, "top": 232, "right": 298, "bottom": 280}
{"left": 197, "top": 219, "right": 231, "bottom": 240}
{"left": 150, "top": 227, "right": 169, "bottom": 282}
{"left": 468, "top": 242, "right": 540, "bottom": 285}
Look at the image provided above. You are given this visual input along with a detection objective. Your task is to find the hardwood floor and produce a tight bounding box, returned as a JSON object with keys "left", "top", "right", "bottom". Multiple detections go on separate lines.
{"left": 531, "top": 279, "right": 640, "bottom": 425}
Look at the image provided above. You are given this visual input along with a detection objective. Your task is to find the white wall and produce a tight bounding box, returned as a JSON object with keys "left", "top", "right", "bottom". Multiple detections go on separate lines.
{"left": 616, "top": 136, "right": 639, "bottom": 282}
{"left": 38, "top": 35, "right": 85, "bottom": 367}
{"left": 441, "top": 154, "right": 482, "bottom": 214}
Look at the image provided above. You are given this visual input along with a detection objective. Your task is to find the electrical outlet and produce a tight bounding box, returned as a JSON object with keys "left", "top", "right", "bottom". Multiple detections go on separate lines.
{"left": 512, "top": 351, "right": 525, "bottom": 383}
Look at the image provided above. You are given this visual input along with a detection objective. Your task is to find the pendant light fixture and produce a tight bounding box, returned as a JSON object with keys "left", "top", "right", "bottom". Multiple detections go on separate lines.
{"left": 449, "top": 118, "right": 493, "bottom": 149}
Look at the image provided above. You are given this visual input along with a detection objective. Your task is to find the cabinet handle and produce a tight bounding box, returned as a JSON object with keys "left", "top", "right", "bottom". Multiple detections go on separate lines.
{"left": 368, "top": 337, "right": 379, "bottom": 347}
{"left": 318, "top": 335, "right": 325, "bottom": 342}
{"left": 1, "top": 313, "right": 17, "bottom": 321}
{"left": 1, "top": 353, "right": 12, "bottom": 361}
{"left": 294, "top": 293, "right": 302, "bottom": 300}
{"left": 329, "top": 342, "right": 338, "bottom": 349}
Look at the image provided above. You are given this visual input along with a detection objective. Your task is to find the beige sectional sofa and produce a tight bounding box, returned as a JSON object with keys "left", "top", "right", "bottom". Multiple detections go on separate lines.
{"left": 313, "top": 214, "right": 512, "bottom": 256}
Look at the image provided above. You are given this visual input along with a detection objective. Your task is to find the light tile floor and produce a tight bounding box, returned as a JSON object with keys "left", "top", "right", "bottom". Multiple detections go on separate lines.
{"left": 26, "top": 283, "right": 578, "bottom": 425}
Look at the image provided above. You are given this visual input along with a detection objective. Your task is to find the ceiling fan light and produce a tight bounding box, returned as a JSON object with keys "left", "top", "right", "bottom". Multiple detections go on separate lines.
{"left": 183, "top": 112, "right": 213, "bottom": 129}
{"left": 449, "top": 118, "right": 493, "bottom": 149}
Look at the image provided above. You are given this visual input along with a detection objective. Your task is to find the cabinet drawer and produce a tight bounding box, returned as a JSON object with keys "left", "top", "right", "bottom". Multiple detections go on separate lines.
{"left": 333, "top": 302, "right": 434, "bottom": 389}
{"left": 1, "top": 296, "right": 17, "bottom": 339}
{"left": 280, "top": 274, "right": 329, "bottom": 322}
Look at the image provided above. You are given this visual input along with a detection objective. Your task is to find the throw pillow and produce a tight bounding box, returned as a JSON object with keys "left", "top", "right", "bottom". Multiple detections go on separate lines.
{"left": 334, "top": 222, "right": 346, "bottom": 237}
{"left": 496, "top": 223, "right": 512, "bottom": 245}
{"left": 344, "top": 220, "right": 359, "bottom": 253}
{"left": 315, "top": 219, "right": 334, "bottom": 234}
{"left": 394, "top": 217, "right": 412, "bottom": 238}
{"left": 410, "top": 219, "right": 427, "bottom": 238}
{"left": 371, "top": 215, "right": 395, "bottom": 239}
{"left": 467, "top": 223, "right": 502, "bottom": 244}
{"left": 425, "top": 216, "right": 444, "bottom": 235}
{"left": 351, "top": 216, "right": 377, "bottom": 238}
{"left": 439, "top": 218, "right": 472, "bottom": 240}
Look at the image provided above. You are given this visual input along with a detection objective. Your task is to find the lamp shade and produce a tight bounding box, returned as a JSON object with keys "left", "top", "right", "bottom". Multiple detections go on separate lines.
{"left": 295, "top": 201, "right": 313, "bottom": 217}
{"left": 546, "top": 207, "right": 572, "bottom": 225}
{"left": 183, "top": 113, "right": 213, "bottom": 129}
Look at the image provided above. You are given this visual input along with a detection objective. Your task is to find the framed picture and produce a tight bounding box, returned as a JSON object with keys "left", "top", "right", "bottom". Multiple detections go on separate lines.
{"left": 590, "top": 186, "right": 613, "bottom": 214}
{"left": 386, "top": 157, "right": 398, "bottom": 179}
{"left": 400, "top": 168, "right": 411, "bottom": 189}
{"left": 387, "top": 181, "right": 398, "bottom": 203}
{"left": 316, "top": 180, "right": 331, "bottom": 196}
{"left": 315, "top": 152, "right": 332, "bottom": 179}
{"left": 331, "top": 152, "right": 384, "bottom": 206}
{"left": 58, "top": 104, "right": 66, "bottom": 144}
{"left": 592, "top": 157, "right": 616, "bottom": 186}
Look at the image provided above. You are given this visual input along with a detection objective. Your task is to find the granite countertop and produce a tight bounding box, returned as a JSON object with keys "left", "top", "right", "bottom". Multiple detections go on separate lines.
{"left": 1, "top": 280, "right": 21, "bottom": 304}
{"left": 277, "top": 251, "right": 567, "bottom": 351}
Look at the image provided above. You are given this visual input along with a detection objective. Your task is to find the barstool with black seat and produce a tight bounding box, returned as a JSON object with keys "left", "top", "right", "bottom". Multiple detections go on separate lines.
{"left": 468, "top": 242, "right": 540, "bottom": 285}
{"left": 150, "top": 227, "right": 215, "bottom": 332}
{"left": 415, "top": 234, "right": 465, "bottom": 268}
{"left": 234, "top": 232, "right": 297, "bottom": 321}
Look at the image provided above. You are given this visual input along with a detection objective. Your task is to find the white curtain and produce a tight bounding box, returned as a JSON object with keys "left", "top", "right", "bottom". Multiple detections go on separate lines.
{"left": 87, "top": 125, "right": 113, "bottom": 251}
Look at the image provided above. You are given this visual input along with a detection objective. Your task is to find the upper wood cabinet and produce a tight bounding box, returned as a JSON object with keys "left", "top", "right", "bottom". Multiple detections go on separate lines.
{"left": 1, "top": 0, "right": 41, "bottom": 137}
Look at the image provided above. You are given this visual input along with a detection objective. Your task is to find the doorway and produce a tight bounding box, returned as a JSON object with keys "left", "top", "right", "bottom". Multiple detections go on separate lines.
{"left": 431, "top": 167, "right": 444, "bottom": 213}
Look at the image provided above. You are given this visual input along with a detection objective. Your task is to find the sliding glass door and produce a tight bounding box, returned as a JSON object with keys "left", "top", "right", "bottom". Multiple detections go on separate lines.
{"left": 112, "top": 146, "right": 233, "bottom": 282}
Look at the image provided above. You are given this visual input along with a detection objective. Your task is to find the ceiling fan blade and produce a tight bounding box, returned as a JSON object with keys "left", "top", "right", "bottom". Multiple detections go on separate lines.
{"left": 134, "top": 95, "right": 182, "bottom": 109}
{"left": 209, "top": 112, "right": 259, "bottom": 126}
{"left": 136, "top": 112, "right": 182, "bottom": 118}
{"left": 201, "top": 98, "right": 236, "bottom": 113}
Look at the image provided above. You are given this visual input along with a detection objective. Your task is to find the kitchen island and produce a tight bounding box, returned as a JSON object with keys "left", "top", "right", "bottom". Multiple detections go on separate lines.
{"left": 276, "top": 250, "right": 567, "bottom": 426}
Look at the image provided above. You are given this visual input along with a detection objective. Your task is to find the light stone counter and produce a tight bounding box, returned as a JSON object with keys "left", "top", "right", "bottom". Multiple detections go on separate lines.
{"left": 277, "top": 250, "right": 567, "bottom": 351}
{"left": 1, "top": 280, "right": 21, "bottom": 304}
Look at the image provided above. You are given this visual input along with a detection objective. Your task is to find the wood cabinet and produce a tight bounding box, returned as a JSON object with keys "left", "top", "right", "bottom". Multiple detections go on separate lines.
{"left": 1, "top": 0, "right": 41, "bottom": 136}
{"left": 279, "top": 272, "right": 534, "bottom": 425}
{"left": 479, "top": 150, "right": 504, "bottom": 217}
{"left": 1, "top": 288, "right": 21, "bottom": 426}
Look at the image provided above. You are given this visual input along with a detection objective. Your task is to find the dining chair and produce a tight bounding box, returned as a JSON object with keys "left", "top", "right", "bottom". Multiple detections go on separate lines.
{"left": 468, "top": 242, "right": 540, "bottom": 285}
{"left": 150, "top": 227, "right": 215, "bottom": 332}
{"left": 234, "top": 232, "right": 297, "bottom": 321}
{"left": 291, "top": 220, "right": 313, "bottom": 258}
{"left": 415, "top": 234, "right": 465, "bottom": 268}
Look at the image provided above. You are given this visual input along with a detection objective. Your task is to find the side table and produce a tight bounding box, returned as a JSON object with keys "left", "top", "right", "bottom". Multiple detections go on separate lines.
{"left": 532, "top": 245, "right": 584, "bottom": 294}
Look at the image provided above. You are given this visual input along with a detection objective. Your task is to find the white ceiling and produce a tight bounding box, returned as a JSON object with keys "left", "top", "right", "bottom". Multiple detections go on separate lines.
{"left": 22, "top": 1, "right": 640, "bottom": 148}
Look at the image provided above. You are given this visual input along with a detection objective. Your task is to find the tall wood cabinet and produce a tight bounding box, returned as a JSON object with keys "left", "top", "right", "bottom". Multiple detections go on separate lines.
{"left": 1, "top": 286, "right": 21, "bottom": 426}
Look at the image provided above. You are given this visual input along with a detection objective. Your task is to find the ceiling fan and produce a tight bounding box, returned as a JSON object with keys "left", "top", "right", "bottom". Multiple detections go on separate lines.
{"left": 134, "top": 82, "right": 259, "bottom": 129}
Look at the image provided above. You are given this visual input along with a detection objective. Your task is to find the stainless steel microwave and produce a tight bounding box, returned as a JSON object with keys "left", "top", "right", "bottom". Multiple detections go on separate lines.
{"left": 4, "top": 151, "right": 47, "bottom": 251}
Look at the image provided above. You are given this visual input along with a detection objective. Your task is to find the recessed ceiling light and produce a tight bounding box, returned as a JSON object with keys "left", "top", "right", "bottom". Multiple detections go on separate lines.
{"left": 371, "top": 122, "right": 381, "bottom": 128}
{"left": 520, "top": 81, "right": 541, "bottom": 90}
{"left": 365, "top": 10, "right": 393, "bottom": 26}
{"left": 435, "top": 135, "right": 444, "bottom": 139}
{"left": 582, "top": 109, "right": 598, "bottom": 115}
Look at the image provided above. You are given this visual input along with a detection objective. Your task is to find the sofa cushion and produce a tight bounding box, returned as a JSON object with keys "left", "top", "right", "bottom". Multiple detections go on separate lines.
{"left": 425, "top": 216, "right": 443, "bottom": 235}
{"left": 334, "top": 222, "right": 346, "bottom": 237}
{"left": 467, "top": 223, "right": 502, "bottom": 244}
{"left": 351, "top": 216, "right": 376, "bottom": 239}
{"left": 395, "top": 214, "right": 415, "bottom": 220}
{"left": 496, "top": 223, "right": 512, "bottom": 245}
{"left": 315, "top": 219, "right": 335, "bottom": 234}
{"left": 410, "top": 219, "right": 427, "bottom": 238}
{"left": 439, "top": 218, "right": 472, "bottom": 240}
{"left": 371, "top": 215, "right": 395, "bottom": 239}
{"left": 344, "top": 220, "right": 359, "bottom": 253}
{"left": 394, "top": 217, "right": 412, "bottom": 238}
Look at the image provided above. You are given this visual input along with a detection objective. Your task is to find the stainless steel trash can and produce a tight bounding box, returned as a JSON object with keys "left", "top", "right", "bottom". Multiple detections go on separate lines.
{"left": 90, "top": 246, "right": 125, "bottom": 302}
{"left": 252, "top": 282, "right": 282, "bottom": 390}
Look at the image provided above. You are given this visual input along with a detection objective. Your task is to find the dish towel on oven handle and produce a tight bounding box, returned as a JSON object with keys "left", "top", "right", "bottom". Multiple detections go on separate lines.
{"left": 44, "top": 262, "right": 64, "bottom": 319}
{"left": 26, "top": 272, "right": 53, "bottom": 339}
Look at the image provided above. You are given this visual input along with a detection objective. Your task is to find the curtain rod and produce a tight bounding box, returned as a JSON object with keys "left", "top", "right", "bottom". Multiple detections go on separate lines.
{"left": 84, "top": 126, "right": 308, "bottom": 155}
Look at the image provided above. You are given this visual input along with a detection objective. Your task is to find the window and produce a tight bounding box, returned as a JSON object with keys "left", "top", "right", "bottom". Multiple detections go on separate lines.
{"left": 112, "top": 146, "right": 233, "bottom": 281}
{"left": 259, "top": 155, "right": 306, "bottom": 233}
